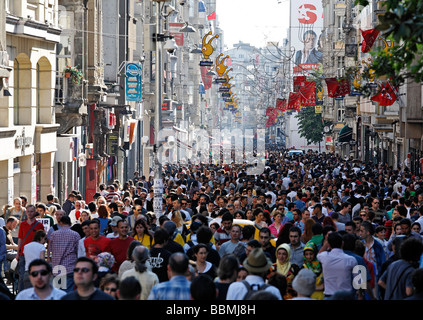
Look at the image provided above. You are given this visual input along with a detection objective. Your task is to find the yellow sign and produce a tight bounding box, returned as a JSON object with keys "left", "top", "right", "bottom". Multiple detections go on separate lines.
{"left": 379, "top": 37, "right": 394, "bottom": 56}
{"left": 315, "top": 105, "right": 322, "bottom": 113}
{"left": 353, "top": 68, "right": 361, "bottom": 89}
{"left": 362, "top": 58, "right": 375, "bottom": 82}
{"left": 216, "top": 54, "right": 230, "bottom": 77}
{"left": 202, "top": 32, "right": 219, "bottom": 60}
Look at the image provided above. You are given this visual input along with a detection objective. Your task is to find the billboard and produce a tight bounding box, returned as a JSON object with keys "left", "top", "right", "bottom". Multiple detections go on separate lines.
{"left": 290, "top": 0, "right": 323, "bottom": 75}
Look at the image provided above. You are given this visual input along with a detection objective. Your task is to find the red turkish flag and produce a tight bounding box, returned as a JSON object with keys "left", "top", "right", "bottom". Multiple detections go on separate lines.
{"left": 360, "top": 28, "right": 380, "bottom": 53}
{"left": 300, "top": 81, "right": 316, "bottom": 106}
{"left": 266, "top": 106, "right": 277, "bottom": 118}
{"left": 293, "top": 76, "right": 307, "bottom": 92}
{"left": 207, "top": 11, "right": 216, "bottom": 20}
{"left": 325, "top": 77, "right": 351, "bottom": 98}
{"left": 288, "top": 92, "right": 301, "bottom": 111}
{"left": 325, "top": 78, "right": 339, "bottom": 97}
{"left": 371, "top": 82, "right": 397, "bottom": 106}
{"left": 265, "top": 114, "right": 277, "bottom": 127}
{"left": 276, "top": 98, "right": 287, "bottom": 111}
{"left": 334, "top": 78, "right": 351, "bottom": 96}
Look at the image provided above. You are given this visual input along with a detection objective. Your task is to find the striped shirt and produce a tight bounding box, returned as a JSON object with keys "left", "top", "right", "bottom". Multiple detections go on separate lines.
{"left": 104, "top": 192, "right": 121, "bottom": 203}
{"left": 147, "top": 275, "right": 191, "bottom": 300}
{"left": 49, "top": 226, "right": 80, "bottom": 274}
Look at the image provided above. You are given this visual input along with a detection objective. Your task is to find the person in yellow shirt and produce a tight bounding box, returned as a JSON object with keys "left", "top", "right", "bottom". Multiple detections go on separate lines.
{"left": 132, "top": 219, "right": 153, "bottom": 249}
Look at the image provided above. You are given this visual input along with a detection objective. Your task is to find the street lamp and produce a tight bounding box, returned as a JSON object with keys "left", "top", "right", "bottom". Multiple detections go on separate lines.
{"left": 151, "top": 0, "right": 173, "bottom": 221}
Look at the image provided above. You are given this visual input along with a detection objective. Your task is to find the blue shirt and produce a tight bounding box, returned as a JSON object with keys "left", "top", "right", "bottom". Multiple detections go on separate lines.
{"left": 147, "top": 275, "right": 191, "bottom": 300}
{"left": 15, "top": 287, "right": 67, "bottom": 300}
{"left": 0, "top": 228, "right": 6, "bottom": 262}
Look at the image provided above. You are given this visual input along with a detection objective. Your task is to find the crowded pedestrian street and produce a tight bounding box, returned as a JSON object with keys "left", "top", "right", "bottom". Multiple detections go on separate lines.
{"left": 2, "top": 147, "right": 423, "bottom": 303}
{"left": 1, "top": 0, "right": 423, "bottom": 310}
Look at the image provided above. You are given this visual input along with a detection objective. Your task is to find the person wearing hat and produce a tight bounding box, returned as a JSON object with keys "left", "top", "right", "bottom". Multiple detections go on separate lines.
{"left": 106, "top": 216, "right": 123, "bottom": 239}
{"left": 290, "top": 268, "right": 316, "bottom": 300}
{"left": 226, "top": 248, "right": 282, "bottom": 300}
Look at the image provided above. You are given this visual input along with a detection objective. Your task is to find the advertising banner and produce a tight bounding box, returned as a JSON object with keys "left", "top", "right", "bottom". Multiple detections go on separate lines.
{"left": 290, "top": 0, "right": 323, "bottom": 75}
{"left": 125, "top": 63, "right": 142, "bottom": 102}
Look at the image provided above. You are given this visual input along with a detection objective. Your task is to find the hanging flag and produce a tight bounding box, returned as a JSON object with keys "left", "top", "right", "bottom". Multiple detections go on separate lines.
{"left": 360, "top": 28, "right": 380, "bottom": 53}
{"left": 325, "top": 77, "right": 351, "bottom": 98}
{"left": 200, "top": 66, "right": 213, "bottom": 90}
{"left": 199, "top": 83, "right": 205, "bottom": 94}
{"left": 325, "top": 78, "right": 339, "bottom": 97}
{"left": 288, "top": 92, "right": 301, "bottom": 111}
{"left": 276, "top": 98, "right": 287, "bottom": 111}
{"left": 371, "top": 81, "right": 397, "bottom": 106}
{"left": 293, "top": 76, "right": 306, "bottom": 92}
{"left": 266, "top": 106, "right": 277, "bottom": 118}
{"left": 198, "top": 0, "right": 206, "bottom": 13}
{"left": 207, "top": 11, "right": 216, "bottom": 20}
{"left": 300, "top": 81, "right": 316, "bottom": 106}
{"left": 265, "top": 117, "right": 275, "bottom": 127}
{"left": 335, "top": 78, "right": 351, "bottom": 97}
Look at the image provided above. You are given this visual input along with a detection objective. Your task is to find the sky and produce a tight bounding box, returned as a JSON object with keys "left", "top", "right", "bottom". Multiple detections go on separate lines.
{"left": 215, "top": 0, "right": 291, "bottom": 49}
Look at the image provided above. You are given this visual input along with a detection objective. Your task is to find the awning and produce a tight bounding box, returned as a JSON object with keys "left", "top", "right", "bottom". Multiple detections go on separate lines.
{"left": 338, "top": 125, "right": 353, "bottom": 142}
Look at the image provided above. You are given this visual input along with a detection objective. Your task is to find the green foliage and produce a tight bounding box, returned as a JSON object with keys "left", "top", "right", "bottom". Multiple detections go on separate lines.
{"left": 295, "top": 107, "right": 331, "bottom": 145}
{"left": 354, "top": 0, "right": 423, "bottom": 84}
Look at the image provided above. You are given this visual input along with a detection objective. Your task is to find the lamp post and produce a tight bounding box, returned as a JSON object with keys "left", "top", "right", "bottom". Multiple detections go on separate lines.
{"left": 152, "top": 0, "right": 165, "bottom": 221}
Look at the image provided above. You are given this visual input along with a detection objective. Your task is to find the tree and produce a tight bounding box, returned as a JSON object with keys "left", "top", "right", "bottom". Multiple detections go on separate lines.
{"left": 295, "top": 107, "right": 331, "bottom": 145}
{"left": 355, "top": 0, "right": 423, "bottom": 84}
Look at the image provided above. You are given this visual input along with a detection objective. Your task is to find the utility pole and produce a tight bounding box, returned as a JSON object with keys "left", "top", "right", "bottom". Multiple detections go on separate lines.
{"left": 153, "top": 1, "right": 163, "bottom": 221}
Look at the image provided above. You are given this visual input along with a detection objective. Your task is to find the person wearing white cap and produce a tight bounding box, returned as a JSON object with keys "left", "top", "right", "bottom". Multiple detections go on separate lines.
{"left": 106, "top": 216, "right": 123, "bottom": 239}
{"left": 290, "top": 268, "right": 316, "bottom": 300}
{"left": 226, "top": 248, "right": 282, "bottom": 300}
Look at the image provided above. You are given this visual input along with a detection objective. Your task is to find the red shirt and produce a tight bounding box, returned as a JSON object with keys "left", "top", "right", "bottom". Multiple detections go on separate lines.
{"left": 18, "top": 220, "right": 45, "bottom": 256}
{"left": 84, "top": 236, "right": 111, "bottom": 260}
{"left": 106, "top": 236, "right": 135, "bottom": 273}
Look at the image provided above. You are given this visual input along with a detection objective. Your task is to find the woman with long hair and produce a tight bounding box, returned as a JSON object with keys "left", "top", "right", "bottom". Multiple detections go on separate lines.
{"left": 276, "top": 222, "right": 294, "bottom": 247}
{"left": 171, "top": 210, "right": 188, "bottom": 240}
{"left": 301, "top": 218, "right": 316, "bottom": 244}
{"left": 97, "top": 205, "right": 111, "bottom": 236}
{"left": 132, "top": 218, "right": 153, "bottom": 249}
{"left": 193, "top": 243, "right": 217, "bottom": 280}
{"left": 322, "top": 216, "right": 337, "bottom": 230}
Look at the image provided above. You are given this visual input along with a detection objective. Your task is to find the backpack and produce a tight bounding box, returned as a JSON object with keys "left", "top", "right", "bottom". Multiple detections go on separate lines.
{"left": 241, "top": 280, "right": 270, "bottom": 300}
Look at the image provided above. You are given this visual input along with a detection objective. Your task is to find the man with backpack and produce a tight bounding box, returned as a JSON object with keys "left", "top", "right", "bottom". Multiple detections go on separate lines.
{"left": 225, "top": 248, "right": 282, "bottom": 300}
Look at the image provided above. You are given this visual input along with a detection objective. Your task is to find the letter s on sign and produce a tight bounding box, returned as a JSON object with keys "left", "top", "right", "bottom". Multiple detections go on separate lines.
{"left": 298, "top": 4, "right": 317, "bottom": 25}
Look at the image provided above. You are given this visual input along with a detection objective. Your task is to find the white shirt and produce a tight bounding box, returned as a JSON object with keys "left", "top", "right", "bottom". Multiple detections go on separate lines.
{"left": 317, "top": 248, "right": 357, "bottom": 296}
{"left": 23, "top": 242, "right": 46, "bottom": 271}
{"left": 15, "top": 286, "right": 67, "bottom": 300}
{"left": 78, "top": 237, "right": 86, "bottom": 258}
{"left": 226, "top": 275, "right": 282, "bottom": 300}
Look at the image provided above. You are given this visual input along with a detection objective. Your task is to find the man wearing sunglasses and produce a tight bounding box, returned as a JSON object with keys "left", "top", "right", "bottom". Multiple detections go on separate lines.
{"left": 15, "top": 259, "right": 66, "bottom": 300}
{"left": 61, "top": 257, "right": 114, "bottom": 300}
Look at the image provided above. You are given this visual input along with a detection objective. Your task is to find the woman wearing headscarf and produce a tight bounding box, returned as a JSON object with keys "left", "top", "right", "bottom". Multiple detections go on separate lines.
{"left": 271, "top": 243, "right": 299, "bottom": 299}
{"left": 301, "top": 243, "right": 324, "bottom": 300}
{"left": 95, "top": 252, "right": 116, "bottom": 287}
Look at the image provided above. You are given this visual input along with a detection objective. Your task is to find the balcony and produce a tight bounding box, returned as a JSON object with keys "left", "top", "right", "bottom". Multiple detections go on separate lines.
{"left": 55, "top": 72, "right": 87, "bottom": 134}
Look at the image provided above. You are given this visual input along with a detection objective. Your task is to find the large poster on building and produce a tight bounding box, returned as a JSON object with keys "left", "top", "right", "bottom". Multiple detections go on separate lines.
{"left": 290, "top": 0, "right": 323, "bottom": 75}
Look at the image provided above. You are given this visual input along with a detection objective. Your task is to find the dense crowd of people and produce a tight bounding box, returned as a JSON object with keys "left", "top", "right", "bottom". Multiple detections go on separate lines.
{"left": 1, "top": 148, "right": 423, "bottom": 300}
